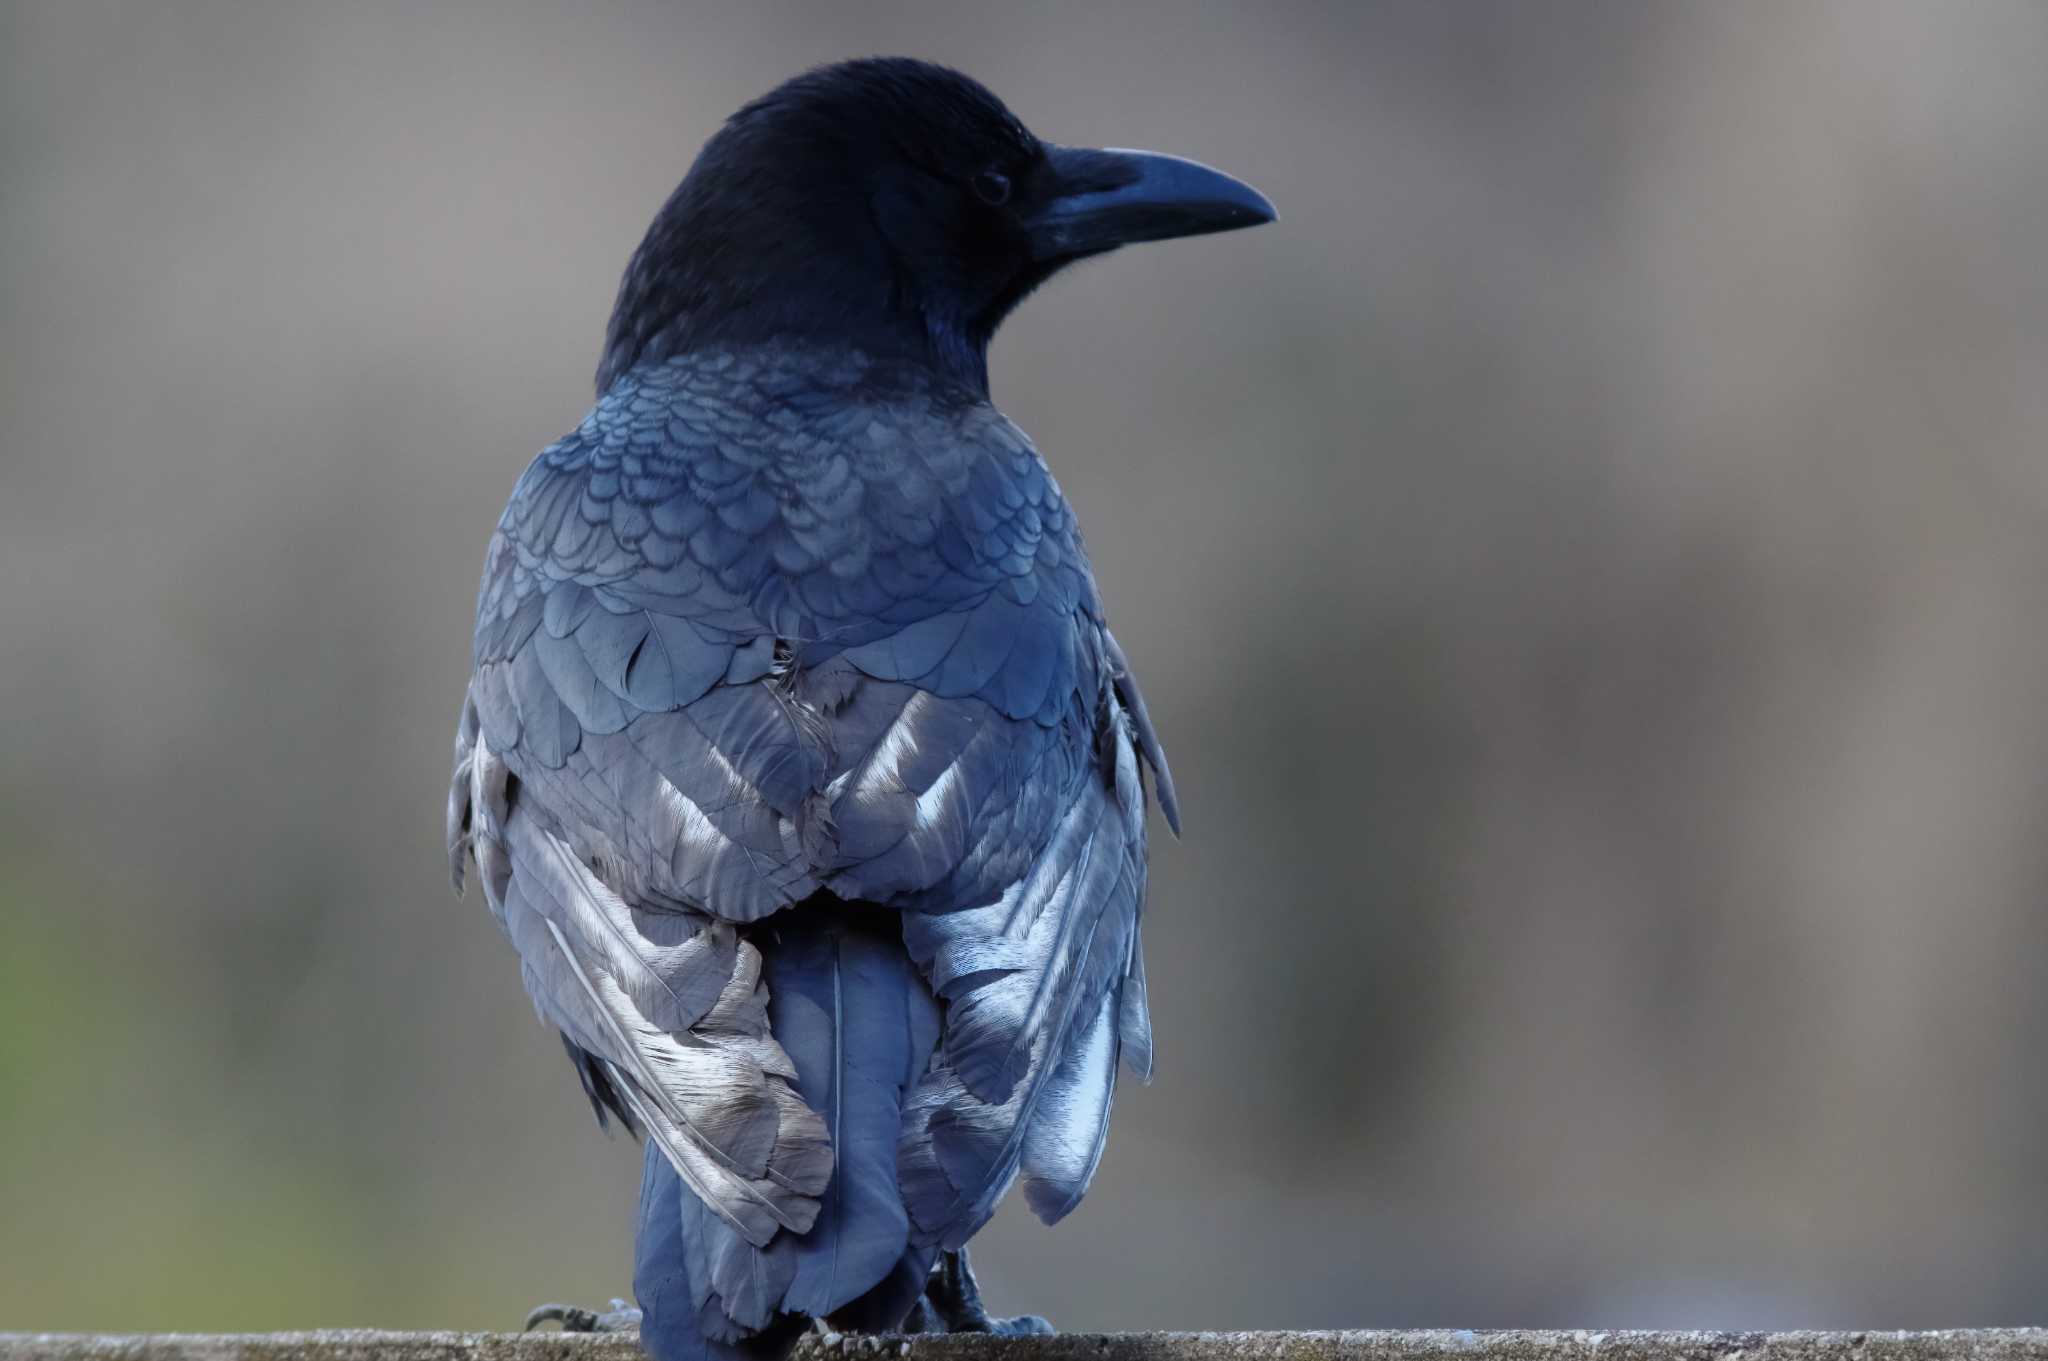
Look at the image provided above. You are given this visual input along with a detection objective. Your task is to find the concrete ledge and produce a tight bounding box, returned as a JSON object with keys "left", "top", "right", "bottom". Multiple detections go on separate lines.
{"left": 4, "top": 1334, "right": 2047, "bottom": 1361}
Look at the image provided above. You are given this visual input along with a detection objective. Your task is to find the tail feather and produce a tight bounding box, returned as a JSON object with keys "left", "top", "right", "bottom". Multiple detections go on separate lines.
{"left": 636, "top": 1140, "right": 808, "bottom": 1361}
{"left": 766, "top": 914, "right": 941, "bottom": 1316}
{"left": 820, "top": 1243, "right": 938, "bottom": 1334}
{"left": 634, "top": 908, "right": 940, "bottom": 1360}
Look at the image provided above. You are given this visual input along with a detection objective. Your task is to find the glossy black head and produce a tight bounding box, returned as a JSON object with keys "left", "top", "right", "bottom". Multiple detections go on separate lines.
{"left": 596, "top": 58, "right": 1275, "bottom": 395}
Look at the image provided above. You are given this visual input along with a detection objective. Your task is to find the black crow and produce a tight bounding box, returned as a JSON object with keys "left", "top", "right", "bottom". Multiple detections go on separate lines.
{"left": 447, "top": 57, "right": 1272, "bottom": 1361}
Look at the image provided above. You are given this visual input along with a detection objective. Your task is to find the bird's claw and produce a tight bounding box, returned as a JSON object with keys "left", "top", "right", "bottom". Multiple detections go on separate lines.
{"left": 992, "top": 1316, "right": 1055, "bottom": 1337}
{"left": 920, "top": 1249, "right": 1054, "bottom": 1336}
{"left": 524, "top": 1304, "right": 593, "bottom": 1333}
{"left": 525, "top": 1299, "right": 642, "bottom": 1333}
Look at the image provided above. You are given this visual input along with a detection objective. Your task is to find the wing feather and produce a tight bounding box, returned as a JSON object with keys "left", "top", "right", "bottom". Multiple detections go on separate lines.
{"left": 457, "top": 725, "right": 830, "bottom": 1246}
{"left": 894, "top": 695, "right": 1151, "bottom": 1249}
{"left": 450, "top": 350, "right": 1174, "bottom": 1284}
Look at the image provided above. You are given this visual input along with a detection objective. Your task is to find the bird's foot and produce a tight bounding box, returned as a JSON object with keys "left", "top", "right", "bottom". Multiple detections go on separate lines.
{"left": 920, "top": 1249, "right": 1054, "bottom": 1336}
{"left": 525, "top": 1299, "right": 643, "bottom": 1333}
{"left": 897, "top": 1297, "right": 941, "bottom": 1335}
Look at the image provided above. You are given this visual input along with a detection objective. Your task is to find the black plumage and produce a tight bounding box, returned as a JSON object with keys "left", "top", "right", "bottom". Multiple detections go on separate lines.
{"left": 447, "top": 56, "right": 1271, "bottom": 1361}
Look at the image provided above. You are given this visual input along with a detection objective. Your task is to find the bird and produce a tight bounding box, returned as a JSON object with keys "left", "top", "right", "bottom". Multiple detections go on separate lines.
{"left": 446, "top": 56, "right": 1273, "bottom": 1361}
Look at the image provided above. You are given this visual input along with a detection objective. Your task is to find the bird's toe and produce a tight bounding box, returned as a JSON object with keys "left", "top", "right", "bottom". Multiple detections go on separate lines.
{"left": 525, "top": 1299, "right": 642, "bottom": 1333}
{"left": 992, "top": 1314, "right": 1056, "bottom": 1337}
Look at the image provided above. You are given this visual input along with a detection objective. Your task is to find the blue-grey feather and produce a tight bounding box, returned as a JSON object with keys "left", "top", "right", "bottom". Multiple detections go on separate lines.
{"left": 534, "top": 626, "right": 633, "bottom": 735}
{"left": 840, "top": 609, "right": 969, "bottom": 684}
{"left": 764, "top": 912, "right": 939, "bottom": 1317}
{"left": 636, "top": 1141, "right": 809, "bottom": 1361}
{"left": 574, "top": 607, "right": 655, "bottom": 699}
{"left": 457, "top": 345, "right": 1177, "bottom": 1326}
{"left": 818, "top": 1244, "right": 937, "bottom": 1334}
{"left": 627, "top": 612, "right": 735, "bottom": 713}
{"left": 1019, "top": 988, "right": 1118, "bottom": 1224}
{"left": 1116, "top": 932, "right": 1154, "bottom": 1081}
{"left": 628, "top": 909, "right": 940, "bottom": 1351}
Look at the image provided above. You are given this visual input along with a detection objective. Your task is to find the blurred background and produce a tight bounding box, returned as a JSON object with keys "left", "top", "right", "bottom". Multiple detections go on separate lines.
{"left": 5, "top": 0, "right": 2048, "bottom": 1333}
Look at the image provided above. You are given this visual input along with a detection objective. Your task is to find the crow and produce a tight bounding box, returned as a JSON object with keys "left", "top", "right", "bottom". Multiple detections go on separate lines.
{"left": 446, "top": 57, "right": 1272, "bottom": 1361}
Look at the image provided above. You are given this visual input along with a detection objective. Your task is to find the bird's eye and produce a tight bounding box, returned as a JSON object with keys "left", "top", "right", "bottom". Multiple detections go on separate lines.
{"left": 971, "top": 170, "right": 1012, "bottom": 206}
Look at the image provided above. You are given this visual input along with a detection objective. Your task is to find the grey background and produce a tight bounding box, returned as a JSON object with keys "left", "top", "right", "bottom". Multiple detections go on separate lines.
{"left": 5, "top": 0, "right": 2048, "bottom": 1334}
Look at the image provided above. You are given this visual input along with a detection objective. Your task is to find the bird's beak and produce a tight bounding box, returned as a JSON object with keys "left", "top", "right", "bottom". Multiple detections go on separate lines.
{"left": 1026, "top": 145, "right": 1277, "bottom": 261}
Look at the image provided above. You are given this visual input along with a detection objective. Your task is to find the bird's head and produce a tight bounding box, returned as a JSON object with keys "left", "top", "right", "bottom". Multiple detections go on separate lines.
{"left": 596, "top": 57, "right": 1276, "bottom": 395}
